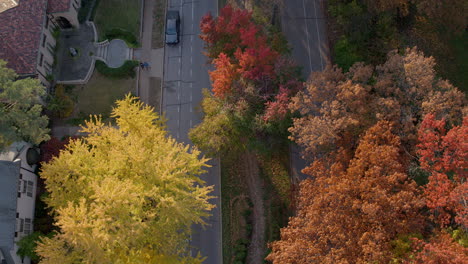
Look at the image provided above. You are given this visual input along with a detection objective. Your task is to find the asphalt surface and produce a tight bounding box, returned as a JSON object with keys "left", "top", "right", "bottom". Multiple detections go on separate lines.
{"left": 162, "top": 0, "right": 222, "bottom": 263}
{"left": 281, "top": 0, "right": 330, "bottom": 181}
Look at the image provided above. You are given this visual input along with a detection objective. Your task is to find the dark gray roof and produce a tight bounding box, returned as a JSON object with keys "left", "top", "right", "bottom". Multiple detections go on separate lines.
{"left": 0, "top": 247, "right": 15, "bottom": 264}
{"left": 0, "top": 160, "right": 20, "bottom": 253}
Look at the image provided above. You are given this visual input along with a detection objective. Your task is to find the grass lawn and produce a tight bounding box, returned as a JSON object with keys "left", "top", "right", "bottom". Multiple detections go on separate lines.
{"left": 94, "top": 0, "right": 141, "bottom": 40}
{"left": 221, "top": 153, "right": 252, "bottom": 264}
{"left": 74, "top": 71, "right": 136, "bottom": 120}
{"left": 152, "top": 0, "right": 167, "bottom": 49}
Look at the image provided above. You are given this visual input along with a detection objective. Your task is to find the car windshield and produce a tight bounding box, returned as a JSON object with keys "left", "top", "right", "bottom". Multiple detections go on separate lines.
{"left": 166, "top": 19, "right": 177, "bottom": 34}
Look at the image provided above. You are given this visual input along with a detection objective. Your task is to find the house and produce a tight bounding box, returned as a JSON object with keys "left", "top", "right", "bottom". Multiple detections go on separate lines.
{"left": 0, "top": 142, "right": 40, "bottom": 264}
{"left": 0, "top": 0, "right": 82, "bottom": 88}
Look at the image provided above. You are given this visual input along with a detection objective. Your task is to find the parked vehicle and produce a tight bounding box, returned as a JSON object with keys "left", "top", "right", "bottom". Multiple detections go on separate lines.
{"left": 165, "top": 10, "right": 180, "bottom": 45}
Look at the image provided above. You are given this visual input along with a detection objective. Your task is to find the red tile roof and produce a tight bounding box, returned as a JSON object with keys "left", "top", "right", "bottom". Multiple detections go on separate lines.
{"left": 0, "top": 0, "right": 48, "bottom": 75}
{"left": 47, "top": 0, "right": 72, "bottom": 13}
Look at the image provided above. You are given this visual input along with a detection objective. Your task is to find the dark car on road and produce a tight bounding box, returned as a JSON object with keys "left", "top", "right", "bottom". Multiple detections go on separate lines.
{"left": 165, "top": 10, "right": 180, "bottom": 45}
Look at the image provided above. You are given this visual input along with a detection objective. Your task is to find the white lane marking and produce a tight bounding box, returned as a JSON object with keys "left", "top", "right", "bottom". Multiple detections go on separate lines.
{"left": 190, "top": 83, "right": 193, "bottom": 101}
{"left": 177, "top": 106, "right": 180, "bottom": 139}
{"left": 178, "top": 57, "right": 181, "bottom": 78}
{"left": 313, "top": 0, "right": 324, "bottom": 70}
{"left": 302, "top": 0, "right": 313, "bottom": 74}
{"left": 192, "top": 1, "right": 194, "bottom": 32}
{"left": 178, "top": 81, "right": 181, "bottom": 101}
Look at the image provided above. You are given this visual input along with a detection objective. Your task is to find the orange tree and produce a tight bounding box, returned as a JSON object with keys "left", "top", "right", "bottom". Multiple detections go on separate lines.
{"left": 267, "top": 121, "right": 424, "bottom": 263}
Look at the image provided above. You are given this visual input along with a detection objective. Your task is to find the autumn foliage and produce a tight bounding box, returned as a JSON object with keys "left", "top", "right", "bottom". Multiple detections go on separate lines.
{"left": 39, "top": 136, "right": 76, "bottom": 163}
{"left": 289, "top": 48, "right": 466, "bottom": 160}
{"left": 192, "top": 4, "right": 302, "bottom": 154}
{"left": 209, "top": 53, "right": 239, "bottom": 98}
{"left": 408, "top": 231, "right": 468, "bottom": 264}
{"left": 417, "top": 114, "right": 468, "bottom": 228}
{"left": 267, "top": 121, "right": 424, "bottom": 263}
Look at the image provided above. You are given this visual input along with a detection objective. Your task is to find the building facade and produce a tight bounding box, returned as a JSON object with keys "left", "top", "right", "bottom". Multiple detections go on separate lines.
{"left": 0, "top": 142, "right": 40, "bottom": 264}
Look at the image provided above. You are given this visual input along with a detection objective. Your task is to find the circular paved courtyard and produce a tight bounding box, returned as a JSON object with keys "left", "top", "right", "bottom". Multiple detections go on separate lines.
{"left": 107, "top": 39, "right": 128, "bottom": 68}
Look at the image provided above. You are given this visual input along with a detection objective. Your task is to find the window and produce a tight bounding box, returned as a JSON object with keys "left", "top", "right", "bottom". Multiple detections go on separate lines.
{"left": 39, "top": 53, "right": 43, "bottom": 67}
{"left": 45, "top": 17, "right": 49, "bottom": 29}
{"left": 45, "top": 61, "right": 53, "bottom": 74}
{"left": 26, "top": 181, "right": 34, "bottom": 197}
{"left": 16, "top": 212, "right": 19, "bottom": 218}
{"left": 19, "top": 173, "right": 22, "bottom": 179}
{"left": 18, "top": 218, "right": 24, "bottom": 232}
{"left": 24, "top": 218, "right": 31, "bottom": 235}
{"left": 42, "top": 34, "right": 46, "bottom": 47}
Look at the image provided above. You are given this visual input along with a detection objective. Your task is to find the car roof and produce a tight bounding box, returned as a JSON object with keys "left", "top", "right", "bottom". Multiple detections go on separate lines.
{"left": 167, "top": 10, "right": 179, "bottom": 19}
{"left": 167, "top": 19, "right": 176, "bottom": 28}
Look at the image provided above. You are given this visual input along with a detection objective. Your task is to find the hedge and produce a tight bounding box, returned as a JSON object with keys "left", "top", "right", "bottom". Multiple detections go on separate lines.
{"left": 95, "top": 60, "right": 139, "bottom": 79}
{"left": 104, "top": 28, "right": 139, "bottom": 47}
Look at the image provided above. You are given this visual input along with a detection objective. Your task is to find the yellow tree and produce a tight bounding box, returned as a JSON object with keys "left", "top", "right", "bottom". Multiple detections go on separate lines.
{"left": 36, "top": 95, "right": 215, "bottom": 264}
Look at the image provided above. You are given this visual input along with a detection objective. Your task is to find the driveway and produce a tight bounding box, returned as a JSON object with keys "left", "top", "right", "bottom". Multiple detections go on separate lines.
{"left": 162, "top": 0, "right": 222, "bottom": 263}
{"left": 281, "top": 0, "right": 330, "bottom": 181}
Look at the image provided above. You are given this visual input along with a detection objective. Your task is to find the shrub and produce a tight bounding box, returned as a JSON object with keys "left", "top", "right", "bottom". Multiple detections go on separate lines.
{"left": 95, "top": 60, "right": 139, "bottom": 79}
{"left": 47, "top": 84, "right": 74, "bottom": 118}
{"left": 52, "top": 27, "right": 60, "bottom": 39}
{"left": 104, "top": 28, "right": 138, "bottom": 47}
{"left": 333, "top": 36, "right": 363, "bottom": 71}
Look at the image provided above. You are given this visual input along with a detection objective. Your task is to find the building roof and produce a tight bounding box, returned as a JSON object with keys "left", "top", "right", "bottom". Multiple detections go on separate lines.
{"left": 0, "top": 0, "right": 48, "bottom": 75}
{"left": 0, "top": 160, "right": 20, "bottom": 252}
{"left": 47, "top": 0, "right": 72, "bottom": 13}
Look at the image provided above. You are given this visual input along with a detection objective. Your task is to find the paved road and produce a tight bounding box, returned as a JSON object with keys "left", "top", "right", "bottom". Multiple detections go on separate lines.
{"left": 281, "top": 0, "right": 330, "bottom": 181}
{"left": 162, "top": 0, "right": 222, "bottom": 263}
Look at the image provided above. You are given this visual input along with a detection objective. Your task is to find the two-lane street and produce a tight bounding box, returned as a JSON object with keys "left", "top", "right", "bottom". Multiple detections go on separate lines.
{"left": 281, "top": 0, "right": 330, "bottom": 182}
{"left": 162, "top": 0, "right": 222, "bottom": 263}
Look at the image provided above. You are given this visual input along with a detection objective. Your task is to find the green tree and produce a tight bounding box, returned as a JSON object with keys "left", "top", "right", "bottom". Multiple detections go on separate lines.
{"left": 36, "top": 95, "right": 215, "bottom": 264}
{"left": 16, "top": 232, "right": 46, "bottom": 262}
{"left": 0, "top": 60, "right": 49, "bottom": 149}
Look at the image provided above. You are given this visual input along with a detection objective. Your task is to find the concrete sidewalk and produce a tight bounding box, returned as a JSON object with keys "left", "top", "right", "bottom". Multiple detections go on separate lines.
{"left": 135, "top": 0, "right": 164, "bottom": 111}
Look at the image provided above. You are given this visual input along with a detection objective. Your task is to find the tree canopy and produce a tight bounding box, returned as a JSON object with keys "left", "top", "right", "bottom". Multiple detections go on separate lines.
{"left": 417, "top": 114, "right": 467, "bottom": 228}
{"left": 267, "top": 121, "right": 424, "bottom": 263}
{"left": 36, "top": 95, "right": 215, "bottom": 264}
{"left": 0, "top": 60, "right": 49, "bottom": 149}
{"left": 289, "top": 48, "right": 466, "bottom": 161}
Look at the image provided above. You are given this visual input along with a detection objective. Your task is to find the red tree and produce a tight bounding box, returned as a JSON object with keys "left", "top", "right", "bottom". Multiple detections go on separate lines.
{"left": 408, "top": 231, "right": 468, "bottom": 264}
{"left": 417, "top": 114, "right": 468, "bottom": 228}
{"left": 200, "top": 5, "right": 254, "bottom": 59}
{"left": 263, "top": 79, "right": 303, "bottom": 122}
{"left": 40, "top": 136, "right": 75, "bottom": 163}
